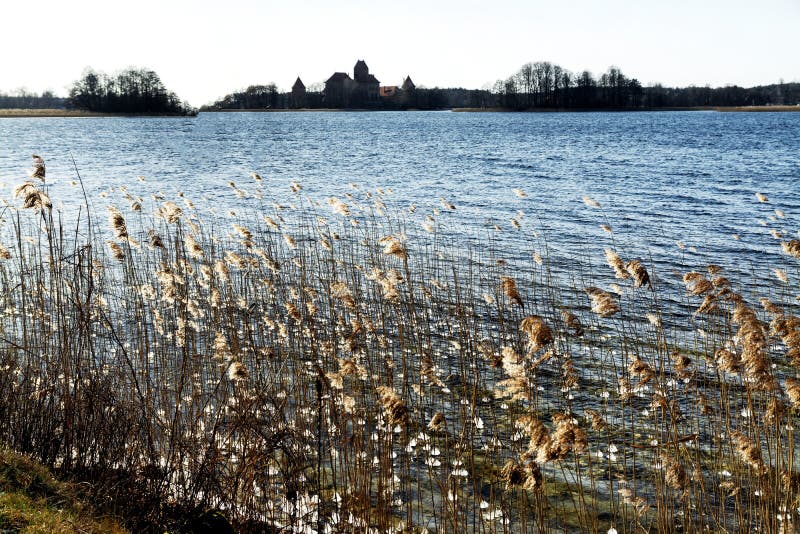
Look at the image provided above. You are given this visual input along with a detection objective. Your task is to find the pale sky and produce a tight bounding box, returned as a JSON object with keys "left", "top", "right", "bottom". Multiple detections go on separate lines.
{"left": 1, "top": 0, "right": 798, "bottom": 106}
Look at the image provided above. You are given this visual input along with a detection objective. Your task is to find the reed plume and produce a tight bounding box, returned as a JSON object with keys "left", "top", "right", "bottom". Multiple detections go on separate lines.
{"left": 519, "top": 315, "right": 553, "bottom": 353}
{"left": 670, "top": 352, "right": 693, "bottom": 380}
{"left": 380, "top": 235, "right": 408, "bottom": 260}
{"left": 772, "top": 313, "right": 800, "bottom": 365}
{"left": 376, "top": 386, "right": 410, "bottom": 427}
{"left": 785, "top": 378, "right": 800, "bottom": 408}
{"left": 420, "top": 352, "right": 445, "bottom": 387}
{"left": 367, "top": 268, "right": 403, "bottom": 301}
{"left": 263, "top": 216, "right": 280, "bottom": 230}
{"left": 327, "top": 197, "right": 350, "bottom": 216}
{"left": 765, "top": 397, "right": 787, "bottom": 423}
{"left": 715, "top": 348, "right": 740, "bottom": 373}
{"left": 585, "top": 409, "right": 607, "bottom": 431}
{"left": 30, "top": 154, "right": 46, "bottom": 181}
{"left": 516, "top": 415, "right": 554, "bottom": 463}
{"left": 733, "top": 301, "right": 773, "bottom": 390}
{"left": 501, "top": 459, "right": 527, "bottom": 488}
{"left": 428, "top": 412, "right": 446, "bottom": 432}
{"left": 731, "top": 431, "right": 766, "bottom": 474}
{"left": 604, "top": 249, "right": 629, "bottom": 279}
{"left": 185, "top": 234, "right": 204, "bottom": 259}
{"left": 283, "top": 233, "right": 297, "bottom": 249}
{"left": 625, "top": 260, "right": 650, "bottom": 288}
{"left": 107, "top": 241, "right": 125, "bottom": 261}
{"left": 582, "top": 195, "right": 601, "bottom": 208}
{"left": 585, "top": 287, "right": 619, "bottom": 317}
{"left": 683, "top": 271, "right": 713, "bottom": 295}
{"left": 227, "top": 361, "right": 249, "bottom": 381}
{"left": 500, "top": 276, "right": 524, "bottom": 308}
{"left": 662, "top": 454, "right": 689, "bottom": 495}
{"left": 330, "top": 281, "right": 357, "bottom": 309}
{"left": 147, "top": 230, "right": 165, "bottom": 249}
{"left": 496, "top": 346, "right": 530, "bottom": 402}
{"left": 628, "top": 356, "right": 655, "bottom": 386}
{"left": 14, "top": 182, "right": 52, "bottom": 211}
{"left": 107, "top": 207, "right": 128, "bottom": 240}
{"left": 158, "top": 201, "right": 183, "bottom": 223}
{"left": 781, "top": 239, "right": 800, "bottom": 260}
{"left": 549, "top": 413, "right": 588, "bottom": 460}
{"left": 561, "top": 309, "right": 584, "bottom": 336}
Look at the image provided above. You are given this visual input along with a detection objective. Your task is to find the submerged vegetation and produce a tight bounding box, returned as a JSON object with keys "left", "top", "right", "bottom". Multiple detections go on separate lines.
{"left": 0, "top": 155, "right": 799, "bottom": 531}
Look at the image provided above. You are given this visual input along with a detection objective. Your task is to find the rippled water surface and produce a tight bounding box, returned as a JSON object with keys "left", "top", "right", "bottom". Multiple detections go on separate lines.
{"left": 1, "top": 111, "right": 799, "bottom": 281}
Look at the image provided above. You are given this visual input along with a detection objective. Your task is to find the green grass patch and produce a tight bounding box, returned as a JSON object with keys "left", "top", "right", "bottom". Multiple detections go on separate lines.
{"left": 0, "top": 447, "right": 128, "bottom": 533}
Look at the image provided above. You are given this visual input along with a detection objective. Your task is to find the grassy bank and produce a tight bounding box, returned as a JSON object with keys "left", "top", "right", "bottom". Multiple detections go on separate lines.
{"left": 714, "top": 105, "right": 800, "bottom": 112}
{"left": 0, "top": 156, "right": 799, "bottom": 531}
{"left": 0, "top": 447, "right": 128, "bottom": 533}
{"left": 0, "top": 109, "right": 109, "bottom": 118}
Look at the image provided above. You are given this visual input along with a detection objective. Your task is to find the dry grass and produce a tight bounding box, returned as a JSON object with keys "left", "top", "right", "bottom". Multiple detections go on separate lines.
{"left": 0, "top": 154, "right": 798, "bottom": 532}
{"left": 714, "top": 105, "right": 800, "bottom": 112}
{"left": 0, "top": 109, "right": 196, "bottom": 118}
{"left": 0, "top": 109, "right": 110, "bottom": 118}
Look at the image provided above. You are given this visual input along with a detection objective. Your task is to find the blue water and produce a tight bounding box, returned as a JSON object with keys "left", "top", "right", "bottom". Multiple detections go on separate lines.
{"left": 1, "top": 111, "right": 799, "bottom": 289}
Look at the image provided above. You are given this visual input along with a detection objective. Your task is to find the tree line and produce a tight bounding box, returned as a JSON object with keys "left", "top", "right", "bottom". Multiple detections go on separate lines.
{"left": 491, "top": 61, "right": 799, "bottom": 109}
{"left": 204, "top": 84, "right": 287, "bottom": 110}
{"left": 1, "top": 68, "right": 196, "bottom": 114}
{"left": 68, "top": 68, "right": 196, "bottom": 115}
{"left": 0, "top": 89, "right": 67, "bottom": 109}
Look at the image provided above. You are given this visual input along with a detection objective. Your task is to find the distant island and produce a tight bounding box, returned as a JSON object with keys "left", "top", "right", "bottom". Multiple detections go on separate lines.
{"left": 1, "top": 60, "right": 798, "bottom": 115}
{"left": 201, "top": 59, "right": 800, "bottom": 112}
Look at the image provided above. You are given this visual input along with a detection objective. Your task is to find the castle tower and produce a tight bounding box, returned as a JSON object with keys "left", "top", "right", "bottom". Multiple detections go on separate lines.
{"left": 354, "top": 60, "right": 369, "bottom": 82}
{"left": 291, "top": 77, "right": 307, "bottom": 108}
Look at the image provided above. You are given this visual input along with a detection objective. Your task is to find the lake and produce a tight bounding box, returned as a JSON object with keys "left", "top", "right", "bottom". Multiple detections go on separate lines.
{"left": 1, "top": 110, "right": 799, "bottom": 291}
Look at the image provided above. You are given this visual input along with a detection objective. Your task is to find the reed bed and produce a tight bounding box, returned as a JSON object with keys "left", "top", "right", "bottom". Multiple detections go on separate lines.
{"left": 0, "top": 155, "right": 798, "bottom": 532}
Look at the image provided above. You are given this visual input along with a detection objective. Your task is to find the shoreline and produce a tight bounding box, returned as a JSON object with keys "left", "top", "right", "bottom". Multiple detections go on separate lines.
{"left": 0, "top": 109, "right": 195, "bottom": 118}
{"left": 197, "top": 105, "right": 800, "bottom": 113}
{"left": 201, "top": 108, "right": 348, "bottom": 113}
{"left": 3, "top": 105, "right": 799, "bottom": 118}
{"left": 452, "top": 105, "right": 800, "bottom": 112}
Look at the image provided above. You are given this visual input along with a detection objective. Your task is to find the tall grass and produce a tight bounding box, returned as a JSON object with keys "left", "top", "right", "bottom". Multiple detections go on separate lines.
{"left": 0, "top": 156, "right": 798, "bottom": 532}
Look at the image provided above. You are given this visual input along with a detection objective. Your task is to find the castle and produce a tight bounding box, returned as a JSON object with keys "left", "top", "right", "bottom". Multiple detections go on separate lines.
{"left": 291, "top": 60, "right": 415, "bottom": 109}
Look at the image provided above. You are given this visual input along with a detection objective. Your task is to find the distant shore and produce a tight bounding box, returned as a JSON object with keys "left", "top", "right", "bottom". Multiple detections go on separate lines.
{"left": 202, "top": 105, "right": 800, "bottom": 113}
{"left": 201, "top": 108, "right": 348, "bottom": 113}
{"left": 452, "top": 105, "right": 800, "bottom": 112}
{"left": 3, "top": 105, "right": 799, "bottom": 118}
{"left": 0, "top": 109, "right": 195, "bottom": 118}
